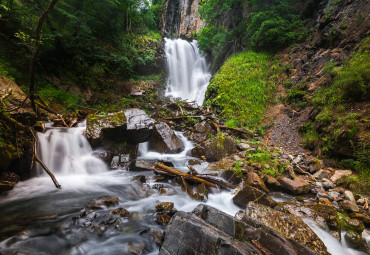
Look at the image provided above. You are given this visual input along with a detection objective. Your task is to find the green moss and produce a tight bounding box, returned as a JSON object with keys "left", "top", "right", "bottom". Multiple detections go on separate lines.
{"left": 205, "top": 51, "right": 279, "bottom": 129}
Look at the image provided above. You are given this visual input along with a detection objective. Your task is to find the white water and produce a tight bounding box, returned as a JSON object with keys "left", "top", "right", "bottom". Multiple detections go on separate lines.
{"left": 164, "top": 38, "right": 211, "bottom": 105}
{"left": 37, "top": 125, "right": 107, "bottom": 176}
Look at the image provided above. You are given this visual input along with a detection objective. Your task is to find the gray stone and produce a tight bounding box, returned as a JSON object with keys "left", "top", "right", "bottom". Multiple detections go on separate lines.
{"left": 322, "top": 178, "right": 334, "bottom": 189}
{"left": 344, "top": 190, "right": 355, "bottom": 202}
{"left": 330, "top": 170, "right": 352, "bottom": 185}
{"left": 110, "top": 156, "right": 120, "bottom": 169}
{"left": 313, "top": 169, "right": 330, "bottom": 180}
{"left": 340, "top": 200, "right": 360, "bottom": 212}
{"left": 237, "top": 143, "right": 250, "bottom": 151}
{"left": 149, "top": 122, "right": 184, "bottom": 153}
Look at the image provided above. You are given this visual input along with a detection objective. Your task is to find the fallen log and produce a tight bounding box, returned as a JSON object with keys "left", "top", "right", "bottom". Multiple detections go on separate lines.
{"left": 197, "top": 175, "right": 236, "bottom": 190}
{"left": 32, "top": 136, "right": 61, "bottom": 189}
{"left": 210, "top": 121, "right": 220, "bottom": 132}
{"left": 155, "top": 163, "right": 217, "bottom": 188}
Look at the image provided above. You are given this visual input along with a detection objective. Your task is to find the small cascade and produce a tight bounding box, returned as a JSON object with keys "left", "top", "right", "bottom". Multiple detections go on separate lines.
{"left": 164, "top": 38, "right": 211, "bottom": 105}
{"left": 37, "top": 124, "right": 107, "bottom": 175}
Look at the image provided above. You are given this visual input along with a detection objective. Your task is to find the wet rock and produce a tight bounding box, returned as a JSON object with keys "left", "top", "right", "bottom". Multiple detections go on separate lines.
{"left": 245, "top": 172, "right": 269, "bottom": 193}
{"left": 127, "top": 242, "right": 145, "bottom": 254}
{"left": 349, "top": 213, "right": 370, "bottom": 228}
{"left": 92, "top": 150, "right": 113, "bottom": 163}
{"left": 346, "top": 218, "right": 365, "bottom": 234}
{"left": 330, "top": 170, "right": 352, "bottom": 185}
{"left": 188, "top": 159, "right": 202, "bottom": 166}
{"left": 0, "top": 172, "right": 19, "bottom": 192}
{"left": 313, "top": 169, "right": 330, "bottom": 180}
{"left": 110, "top": 156, "right": 120, "bottom": 169}
{"left": 129, "top": 160, "right": 157, "bottom": 171}
{"left": 340, "top": 200, "right": 360, "bottom": 212}
{"left": 155, "top": 202, "right": 174, "bottom": 212}
{"left": 278, "top": 176, "right": 313, "bottom": 195}
{"left": 243, "top": 202, "right": 329, "bottom": 255}
{"left": 88, "top": 196, "right": 119, "bottom": 209}
{"left": 110, "top": 207, "right": 131, "bottom": 217}
{"left": 192, "top": 121, "right": 212, "bottom": 143}
{"left": 192, "top": 135, "right": 236, "bottom": 162}
{"left": 344, "top": 190, "right": 355, "bottom": 202}
{"left": 232, "top": 185, "right": 277, "bottom": 209}
{"left": 149, "top": 122, "right": 184, "bottom": 153}
{"left": 344, "top": 230, "right": 362, "bottom": 249}
{"left": 86, "top": 109, "right": 154, "bottom": 146}
{"left": 275, "top": 202, "right": 338, "bottom": 230}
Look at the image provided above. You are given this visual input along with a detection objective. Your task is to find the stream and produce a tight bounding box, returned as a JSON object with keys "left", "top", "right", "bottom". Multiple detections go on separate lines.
{"left": 0, "top": 38, "right": 368, "bottom": 255}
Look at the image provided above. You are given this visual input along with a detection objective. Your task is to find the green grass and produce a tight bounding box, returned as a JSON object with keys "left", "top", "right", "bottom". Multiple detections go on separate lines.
{"left": 205, "top": 51, "right": 279, "bottom": 129}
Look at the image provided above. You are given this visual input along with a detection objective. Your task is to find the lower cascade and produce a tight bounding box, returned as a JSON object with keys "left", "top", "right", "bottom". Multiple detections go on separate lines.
{"left": 37, "top": 124, "right": 107, "bottom": 175}
{"left": 164, "top": 38, "right": 211, "bottom": 105}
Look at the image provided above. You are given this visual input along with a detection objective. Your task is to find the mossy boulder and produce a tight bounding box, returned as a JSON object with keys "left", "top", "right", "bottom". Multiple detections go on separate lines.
{"left": 191, "top": 135, "right": 236, "bottom": 162}
{"left": 86, "top": 109, "right": 154, "bottom": 146}
{"left": 243, "top": 202, "right": 330, "bottom": 255}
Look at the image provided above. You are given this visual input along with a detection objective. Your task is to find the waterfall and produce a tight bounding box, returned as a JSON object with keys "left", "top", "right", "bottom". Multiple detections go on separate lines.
{"left": 37, "top": 124, "right": 107, "bottom": 175}
{"left": 164, "top": 38, "right": 211, "bottom": 105}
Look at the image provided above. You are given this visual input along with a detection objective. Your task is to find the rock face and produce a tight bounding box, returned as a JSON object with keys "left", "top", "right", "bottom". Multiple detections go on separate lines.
{"left": 86, "top": 109, "right": 154, "bottom": 145}
{"left": 160, "top": 0, "right": 204, "bottom": 37}
{"left": 242, "top": 202, "right": 329, "bottom": 255}
{"left": 159, "top": 204, "right": 319, "bottom": 255}
{"left": 149, "top": 122, "right": 184, "bottom": 153}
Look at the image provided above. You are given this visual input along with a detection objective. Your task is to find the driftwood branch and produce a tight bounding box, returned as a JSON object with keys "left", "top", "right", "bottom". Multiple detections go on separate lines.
{"left": 32, "top": 132, "right": 61, "bottom": 189}
{"left": 155, "top": 163, "right": 217, "bottom": 188}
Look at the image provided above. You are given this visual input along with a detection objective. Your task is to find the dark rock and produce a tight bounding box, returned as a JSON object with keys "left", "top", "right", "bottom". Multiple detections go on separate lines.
{"left": 155, "top": 202, "right": 174, "bottom": 212}
{"left": 278, "top": 176, "right": 313, "bottom": 195}
{"left": 160, "top": 204, "right": 319, "bottom": 255}
{"left": 220, "top": 170, "right": 242, "bottom": 185}
{"left": 110, "top": 207, "right": 131, "bottom": 217}
{"left": 242, "top": 202, "right": 329, "bottom": 255}
{"left": 349, "top": 213, "right": 370, "bottom": 228}
{"left": 92, "top": 150, "right": 113, "bottom": 163}
{"left": 88, "top": 196, "right": 119, "bottom": 209}
{"left": 0, "top": 172, "right": 19, "bottom": 192}
{"left": 232, "top": 185, "right": 277, "bottom": 209}
{"left": 149, "top": 122, "right": 184, "bottom": 153}
{"left": 245, "top": 172, "right": 269, "bottom": 193}
{"left": 86, "top": 109, "right": 154, "bottom": 146}
{"left": 344, "top": 230, "right": 362, "bottom": 249}
{"left": 129, "top": 160, "right": 157, "bottom": 171}
{"left": 188, "top": 159, "right": 202, "bottom": 166}
{"left": 263, "top": 175, "right": 281, "bottom": 190}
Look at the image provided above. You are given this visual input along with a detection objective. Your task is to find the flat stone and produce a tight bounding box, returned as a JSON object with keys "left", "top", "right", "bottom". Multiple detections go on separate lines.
{"left": 278, "top": 176, "right": 313, "bottom": 195}
{"left": 129, "top": 160, "right": 157, "bottom": 171}
{"left": 330, "top": 170, "right": 352, "bottom": 185}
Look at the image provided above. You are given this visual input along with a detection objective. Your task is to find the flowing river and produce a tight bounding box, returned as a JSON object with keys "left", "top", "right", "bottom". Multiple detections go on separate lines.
{"left": 0, "top": 38, "right": 368, "bottom": 255}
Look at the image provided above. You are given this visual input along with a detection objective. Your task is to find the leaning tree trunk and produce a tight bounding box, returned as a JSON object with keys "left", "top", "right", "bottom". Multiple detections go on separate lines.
{"left": 29, "top": 0, "right": 60, "bottom": 115}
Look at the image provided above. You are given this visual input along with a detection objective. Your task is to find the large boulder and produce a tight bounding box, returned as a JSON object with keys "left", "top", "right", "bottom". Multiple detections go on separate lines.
{"left": 191, "top": 135, "right": 236, "bottom": 162}
{"left": 241, "top": 202, "right": 329, "bottom": 255}
{"left": 278, "top": 176, "right": 313, "bottom": 195}
{"left": 149, "top": 122, "right": 184, "bottom": 153}
{"left": 232, "top": 185, "right": 277, "bottom": 209}
{"left": 86, "top": 109, "right": 155, "bottom": 146}
{"left": 159, "top": 204, "right": 318, "bottom": 255}
{"left": 330, "top": 170, "right": 352, "bottom": 185}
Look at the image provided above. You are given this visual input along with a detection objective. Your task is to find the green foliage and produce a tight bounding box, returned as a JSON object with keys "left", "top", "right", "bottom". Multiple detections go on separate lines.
{"left": 198, "top": 0, "right": 307, "bottom": 68}
{"left": 205, "top": 51, "right": 279, "bottom": 128}
{"left": 233, "top": 160, "right": 243, "bottom": 178}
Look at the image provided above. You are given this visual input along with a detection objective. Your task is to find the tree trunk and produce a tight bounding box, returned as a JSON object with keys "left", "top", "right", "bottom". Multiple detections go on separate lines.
{"left": 29, "top": 0, "right": 60, "bottom": 115}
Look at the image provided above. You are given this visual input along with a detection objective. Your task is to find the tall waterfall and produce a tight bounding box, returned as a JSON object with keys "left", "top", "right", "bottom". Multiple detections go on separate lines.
{"left": 37, "top": 124, "right": 107, "bottom": 175}
{"left": 164, "top": 38, "right": 211, "bottom": 105}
